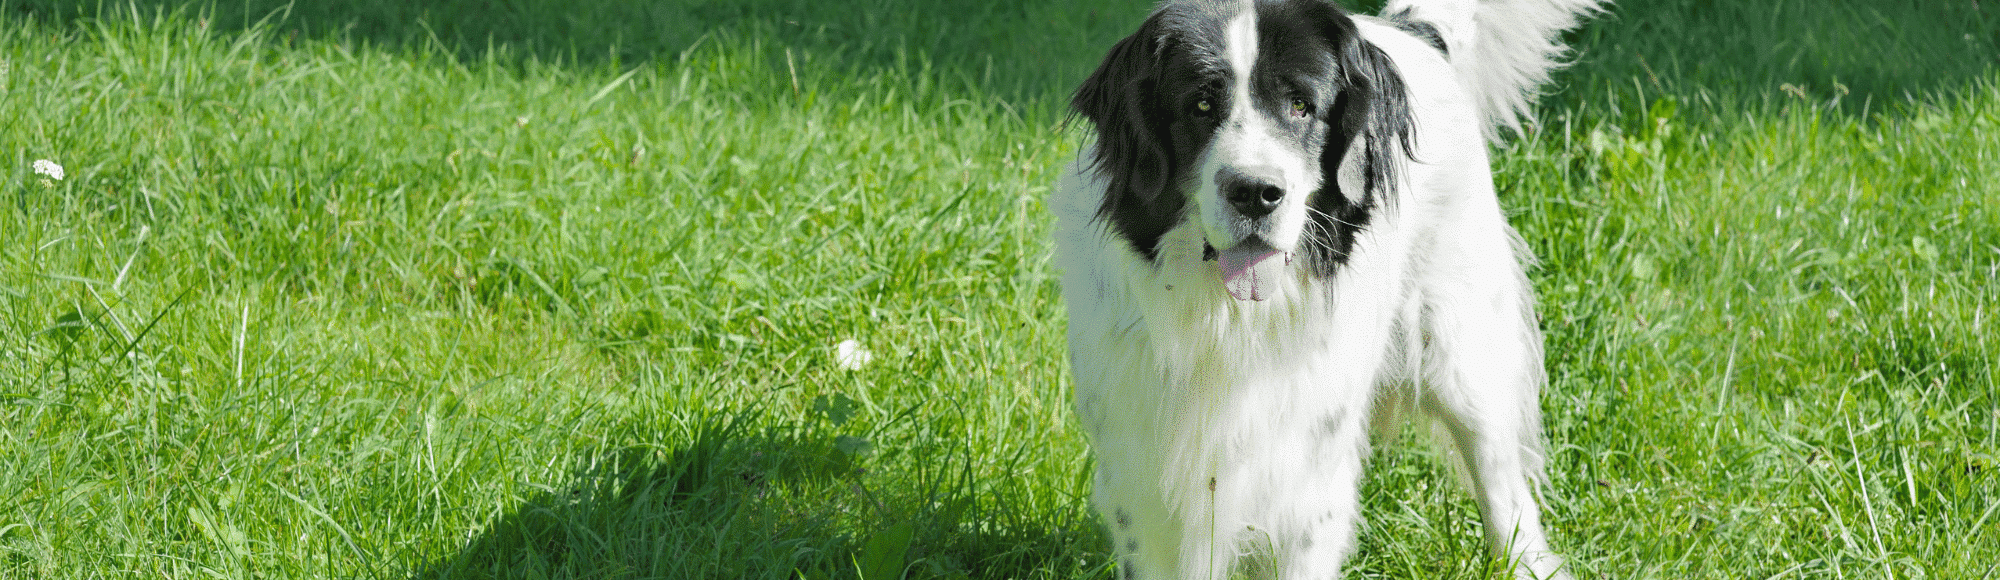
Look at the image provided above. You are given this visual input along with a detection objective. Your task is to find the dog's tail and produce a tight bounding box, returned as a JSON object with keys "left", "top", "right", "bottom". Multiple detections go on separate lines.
{"left": 1383, "top": 0, "right": 1606, "bottom": 141}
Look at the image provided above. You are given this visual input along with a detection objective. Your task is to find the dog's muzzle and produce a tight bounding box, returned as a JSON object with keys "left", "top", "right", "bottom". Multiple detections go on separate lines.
{"left": 1206, "top": 166, "right": 1294, "bottom": 302}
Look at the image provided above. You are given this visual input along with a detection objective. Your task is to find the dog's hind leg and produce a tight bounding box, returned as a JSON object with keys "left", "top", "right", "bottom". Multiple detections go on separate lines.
{"left": 1417, "top": 237, "right": 1574, "bottom": 580}
{"left": 1433, "top": 405, "right": 1570, "bottom": 580}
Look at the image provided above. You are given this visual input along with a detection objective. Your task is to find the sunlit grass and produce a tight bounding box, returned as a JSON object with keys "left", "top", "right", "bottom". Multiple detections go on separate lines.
{"left": 2, "top": 1, "right": 1995, "bottom": 578}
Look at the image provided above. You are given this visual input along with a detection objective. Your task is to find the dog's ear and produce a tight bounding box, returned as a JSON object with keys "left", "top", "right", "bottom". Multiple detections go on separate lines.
{"left": 1318, "top": 18, "right": 1415, "bottom": 207}
{"left": 1072, "top": 16, "right": 1171, "bottom": 197}
{"left": 1071, "top": 15, "right": 1184, "bottom": 260}
{"left": 1306, "top": 8, "right": 1417, "bottom": 271}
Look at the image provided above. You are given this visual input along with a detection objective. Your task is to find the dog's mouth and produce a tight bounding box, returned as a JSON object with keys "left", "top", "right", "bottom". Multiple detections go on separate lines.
{"left": 1203, "top": 238, "right": 1290, "bottom": 301}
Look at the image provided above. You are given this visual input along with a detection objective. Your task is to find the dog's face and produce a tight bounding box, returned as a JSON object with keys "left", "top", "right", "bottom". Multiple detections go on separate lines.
{"left": 1072, "top": 0, "right": 1412, "bottom": 300}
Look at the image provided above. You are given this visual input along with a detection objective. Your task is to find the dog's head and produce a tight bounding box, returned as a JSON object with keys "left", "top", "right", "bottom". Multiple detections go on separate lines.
{"left": 1072, "top": 0, "right": 1413, "bottom": 300}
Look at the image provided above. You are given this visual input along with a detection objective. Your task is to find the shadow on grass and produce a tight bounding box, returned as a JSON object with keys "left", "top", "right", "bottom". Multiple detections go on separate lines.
{"left": 413, "top": 409, "right": 1107, "bottom": 580}
{"left": 11, "top": 0, "right": 1992, "bottom": 116}
{"left": 1556, "top": 0, "right": 1998, "bottom": 121}
{"left": 4, "top": 0, "right": 1145, "bottom": 103}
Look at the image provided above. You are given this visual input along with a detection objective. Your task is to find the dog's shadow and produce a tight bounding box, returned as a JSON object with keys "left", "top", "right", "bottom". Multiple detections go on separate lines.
{"left": 411, "top": 409, "right": 1107, "bottom": 580}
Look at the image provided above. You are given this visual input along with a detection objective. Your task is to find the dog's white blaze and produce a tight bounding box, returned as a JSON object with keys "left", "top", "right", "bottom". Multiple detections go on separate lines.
{"left": 1225, "top": 6, "right": 1257, "bottom": 104}
{"left": 1199, "top": 7, "right": 1266, "bottom": 251}
{"left": 1199, "top": 5, "right": 1315, "bottom": 256}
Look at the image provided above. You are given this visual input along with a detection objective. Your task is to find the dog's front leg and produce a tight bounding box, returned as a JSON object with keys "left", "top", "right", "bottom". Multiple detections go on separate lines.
{"left": 1277, "top": 407, "right": 1372, "bottom": 580}
{"left": 1094, "top": 459, "right": 1188, "bottom": 580}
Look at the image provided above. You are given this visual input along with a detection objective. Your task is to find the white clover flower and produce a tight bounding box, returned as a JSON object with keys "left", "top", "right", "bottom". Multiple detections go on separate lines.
{"left": 834, "top": 339, "right": 873, "bottom": 371}
{"left": 33, "top": 159, "right": 63, "bottom": 181}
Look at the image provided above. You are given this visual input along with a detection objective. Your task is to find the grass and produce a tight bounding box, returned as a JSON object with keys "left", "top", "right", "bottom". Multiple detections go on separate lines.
{"left": 0, "top": 0, "right": 1995, "bottom": 578}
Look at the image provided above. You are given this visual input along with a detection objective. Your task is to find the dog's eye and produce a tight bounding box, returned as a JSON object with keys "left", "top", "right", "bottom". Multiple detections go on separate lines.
{"left": 1290, "top": 98, "right": 1311, "bottom": 117}
{"left": 1192, "top": 97, "right": 1215, "bottom": 116}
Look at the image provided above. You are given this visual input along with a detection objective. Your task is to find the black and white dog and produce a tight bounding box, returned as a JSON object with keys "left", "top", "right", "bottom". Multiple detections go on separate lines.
{"left": 1054, "top": 0, "right": 1602, "bottom": 578}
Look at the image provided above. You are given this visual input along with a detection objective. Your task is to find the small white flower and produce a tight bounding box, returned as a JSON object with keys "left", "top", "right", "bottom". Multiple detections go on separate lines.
{"left": 834, "top": 339, "right": 873, "bottom": 371}
{"left": 33, "top": 159, "right": 63, "bottom": 181}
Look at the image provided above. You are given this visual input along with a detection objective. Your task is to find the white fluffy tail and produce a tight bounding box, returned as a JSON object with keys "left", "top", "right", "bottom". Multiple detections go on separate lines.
{"left": 1383, "top": 0, "right": 1606, "bottom": 141}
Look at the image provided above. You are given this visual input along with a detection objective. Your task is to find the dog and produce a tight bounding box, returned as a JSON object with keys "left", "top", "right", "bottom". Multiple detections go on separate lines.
{"left": 1052, "top": 0, "right": 1603, "bottom": 578}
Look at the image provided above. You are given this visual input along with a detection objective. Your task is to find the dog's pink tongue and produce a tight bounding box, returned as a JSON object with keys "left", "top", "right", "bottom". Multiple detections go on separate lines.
{"left": 1219, "top": 247, "right": 1284, "bottom": 301}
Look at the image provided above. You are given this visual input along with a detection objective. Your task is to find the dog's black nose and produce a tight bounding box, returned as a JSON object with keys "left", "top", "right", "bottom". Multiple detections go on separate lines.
{"left": 1220, "top": 168, "right": 1283, "bottom": 218}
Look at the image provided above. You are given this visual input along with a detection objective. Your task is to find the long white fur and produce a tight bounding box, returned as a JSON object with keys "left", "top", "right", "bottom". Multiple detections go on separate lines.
{"left": 1056, "top": 1, "right": 1602, "bottom": 579}
{"left": 1383, "top": 0, "right": 1606, "bottom": 140}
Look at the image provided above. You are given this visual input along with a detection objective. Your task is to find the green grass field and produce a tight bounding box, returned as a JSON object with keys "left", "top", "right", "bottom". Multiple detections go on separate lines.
{"left": 2, "top": 0, "right": 1995, "bottom": 578}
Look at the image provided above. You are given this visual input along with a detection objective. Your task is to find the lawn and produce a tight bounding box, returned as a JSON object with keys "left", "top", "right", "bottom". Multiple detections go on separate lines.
{"left": 1, "top": 1, "right": 1995, "bottom": 578}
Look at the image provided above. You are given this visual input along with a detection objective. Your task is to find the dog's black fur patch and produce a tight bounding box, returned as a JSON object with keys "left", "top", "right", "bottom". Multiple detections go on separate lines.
{"left": 1384, "top": 6, "right": 1450, "bottom": 55}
